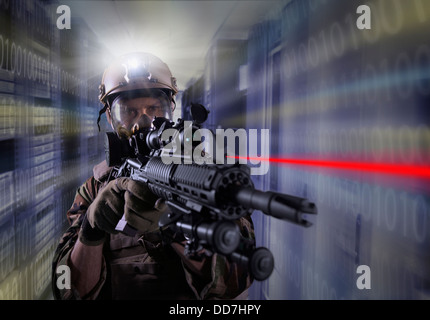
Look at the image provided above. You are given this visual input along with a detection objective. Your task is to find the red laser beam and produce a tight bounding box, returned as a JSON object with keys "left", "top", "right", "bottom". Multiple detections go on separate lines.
{"left": 227, "top": 155, "right": 430, "bottom": 179}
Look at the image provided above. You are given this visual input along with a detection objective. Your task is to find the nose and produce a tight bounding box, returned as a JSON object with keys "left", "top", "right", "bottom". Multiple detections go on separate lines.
{"left": 134, "top": 113, "right": 153, "bottom": 130}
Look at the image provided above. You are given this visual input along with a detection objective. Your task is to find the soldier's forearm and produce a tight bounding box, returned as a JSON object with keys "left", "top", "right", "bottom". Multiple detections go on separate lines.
{"left": 69, "top": 238, "right": 104, "bottom": 298}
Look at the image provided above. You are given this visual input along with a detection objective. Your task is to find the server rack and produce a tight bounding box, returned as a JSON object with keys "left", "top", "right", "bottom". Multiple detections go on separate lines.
{"left": 183, "top": 0, "right": 430, "bottom": 300}
{"left": 0, "top": 0, "right": 107, "bottom": 299}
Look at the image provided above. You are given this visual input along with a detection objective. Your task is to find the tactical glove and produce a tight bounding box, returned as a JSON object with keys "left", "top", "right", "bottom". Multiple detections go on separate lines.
{"left": 122, "top": 177, "right": 169, "bottom": 232}
{"left": 79, "top": 177, "right": 168, "bottom": 246}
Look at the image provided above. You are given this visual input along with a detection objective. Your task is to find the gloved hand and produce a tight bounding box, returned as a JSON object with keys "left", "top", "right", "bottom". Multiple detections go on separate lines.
{"left": 79, "top": 177, "right": 168, "bottom": 246}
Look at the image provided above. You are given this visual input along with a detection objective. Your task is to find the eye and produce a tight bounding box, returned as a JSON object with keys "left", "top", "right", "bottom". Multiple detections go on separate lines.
{"left": 121, "top": 106, "right": 138, "bottom": 119}
{"left": 146, "top": 105, "right": 161, "bottom": 115}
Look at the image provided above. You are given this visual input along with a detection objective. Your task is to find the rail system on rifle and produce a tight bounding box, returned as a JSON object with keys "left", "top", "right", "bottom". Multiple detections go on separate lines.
{"left": 105, "top": 103, "right": 317, "bottom": 281}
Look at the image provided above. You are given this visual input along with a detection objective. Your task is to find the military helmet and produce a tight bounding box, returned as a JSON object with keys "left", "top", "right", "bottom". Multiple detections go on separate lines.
{"left": 97, "top": 52, "right": 178, "bottom": 129}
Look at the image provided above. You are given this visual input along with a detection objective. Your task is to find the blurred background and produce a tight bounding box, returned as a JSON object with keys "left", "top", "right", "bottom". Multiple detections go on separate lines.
{"left": 0, "top": 0, "right": 429, "bottom": 299}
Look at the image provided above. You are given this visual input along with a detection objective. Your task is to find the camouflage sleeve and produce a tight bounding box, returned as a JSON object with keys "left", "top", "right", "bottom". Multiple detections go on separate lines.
{"left": 181, "top": 215, "right": 255, "bottom": 300}
{"left": 51, "top": 176, "right": 107, "bottom": 300}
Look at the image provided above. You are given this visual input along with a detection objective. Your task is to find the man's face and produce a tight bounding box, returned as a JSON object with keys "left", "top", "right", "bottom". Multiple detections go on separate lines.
{"left": 109, "top": 94, "right": 172, "bottom": 136}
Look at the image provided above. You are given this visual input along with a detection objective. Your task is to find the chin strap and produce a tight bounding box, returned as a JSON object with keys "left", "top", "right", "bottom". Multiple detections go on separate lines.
{"left": 97, "top": 104, "right": 108, "bottom": 132}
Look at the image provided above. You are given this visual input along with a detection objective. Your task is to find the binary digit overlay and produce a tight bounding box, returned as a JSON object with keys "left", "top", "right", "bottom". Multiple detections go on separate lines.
{"left": 0, "top": 0, "right": 429, "bottom": 300}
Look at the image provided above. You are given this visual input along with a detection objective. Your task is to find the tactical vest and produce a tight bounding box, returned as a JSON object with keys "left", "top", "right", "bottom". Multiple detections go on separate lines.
{"left": 102, "top": 231, "right": 194, "bottom": 299}
{"left": 94, "top": 161, "right": 196, "bottom": 299}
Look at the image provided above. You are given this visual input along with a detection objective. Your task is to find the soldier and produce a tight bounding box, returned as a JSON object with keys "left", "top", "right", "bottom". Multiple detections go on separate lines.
{"left": 51, "top": 52, "right": 255, "bottom": 300}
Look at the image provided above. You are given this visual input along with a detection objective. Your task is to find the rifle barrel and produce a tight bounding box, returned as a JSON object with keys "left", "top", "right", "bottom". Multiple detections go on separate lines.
{"left": 233, "top": 187, "right": 317, "bottom": 227}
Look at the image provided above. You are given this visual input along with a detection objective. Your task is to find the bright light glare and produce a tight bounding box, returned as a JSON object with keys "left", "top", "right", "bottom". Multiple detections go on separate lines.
{"left": 128, "top": 58, "right": 140, "bottom": 69}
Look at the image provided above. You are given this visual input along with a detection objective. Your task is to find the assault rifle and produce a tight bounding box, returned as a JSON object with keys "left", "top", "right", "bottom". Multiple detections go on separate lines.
{"left": 105, "top": 103, "right": 317, "bottom": 281}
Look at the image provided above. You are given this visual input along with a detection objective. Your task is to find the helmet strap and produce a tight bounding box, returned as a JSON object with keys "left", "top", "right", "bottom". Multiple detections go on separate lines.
{"left": 97, "top": 104, "right": 108, "bottom": 131}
